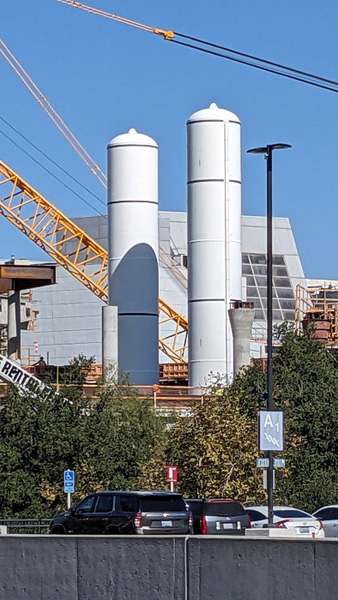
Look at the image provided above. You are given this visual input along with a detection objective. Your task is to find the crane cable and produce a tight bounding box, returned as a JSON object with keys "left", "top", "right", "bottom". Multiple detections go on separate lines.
{"left": 174, "top": 32, "right": 338, "bottom": 88}
{"left": 170, "top": 38, "right": 338, "bottom": 94}
{"left": 0, "top": 39, "right": 108, "bottom": 187}
{"left": 56, "top": 0, "right": 338, "bottom": 94}
{"left": 1, "top": 127, "right": 106, "bottom": 216}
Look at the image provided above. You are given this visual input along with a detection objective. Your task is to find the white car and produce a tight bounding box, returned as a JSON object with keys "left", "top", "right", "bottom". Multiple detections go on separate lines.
{"left": 312, "top": 505, "right": 338, "bottom": 537}
{"left": 245, "top": 506, "right": 325, "bottom": 538}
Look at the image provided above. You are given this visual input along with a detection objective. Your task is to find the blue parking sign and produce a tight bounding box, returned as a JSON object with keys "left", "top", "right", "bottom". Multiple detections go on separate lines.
{"left": 64, "top": 469, "right": 75, "bottom": 494}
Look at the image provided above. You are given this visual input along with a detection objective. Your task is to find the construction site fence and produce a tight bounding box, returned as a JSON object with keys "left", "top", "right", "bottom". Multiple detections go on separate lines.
{"left": 0, "top": 382, "right": 206, "bottom": 409}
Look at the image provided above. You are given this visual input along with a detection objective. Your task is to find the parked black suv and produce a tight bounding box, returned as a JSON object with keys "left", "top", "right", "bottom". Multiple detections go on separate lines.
{"left": 49, "top": 490, "right": 192, "bottom": 535}
{"left": 185, "top": 498, "right": 250, "bottom": 535}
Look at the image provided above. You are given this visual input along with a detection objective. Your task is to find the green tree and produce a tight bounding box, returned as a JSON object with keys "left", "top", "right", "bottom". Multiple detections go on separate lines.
{"left": 0, "top": 381, "right": 91, "bottom": 517}
{"left": 60, "top": 353, "right": 96, "bottom": 385}
{"left": 85, "top": 377, "right": 167, "bottom": 491}
{"left": 0, "top": 360, "right": 168, "bottom": 517}
{"left": 140, "top": 390, "right": 265, "bottom": 505}
{"left": 141, "top": 325, "right": 338, "bottom": 511}
{"left": 230, "top": 324, "right": 338, "bottom": 512}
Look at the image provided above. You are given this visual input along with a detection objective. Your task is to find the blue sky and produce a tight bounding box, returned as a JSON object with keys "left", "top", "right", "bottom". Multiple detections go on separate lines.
{"left": 1, "top": 0, "right": 337, "bottom": 279}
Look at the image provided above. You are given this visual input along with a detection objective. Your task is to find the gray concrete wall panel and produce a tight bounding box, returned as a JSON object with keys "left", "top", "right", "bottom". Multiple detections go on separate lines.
{"left": 0, "top": 536, "right": 185, "bottom": 600}
{"left": 0, "top": 536, "right": 78, "bottom": 600}
{"left": 77, "top": 537, "right": 185, "bottom": 600}
{"left": 314, "top": 540, "right": 338, "bottom": 600}
{"left": 188, "top": 537, "right": 316, "bottom": 600}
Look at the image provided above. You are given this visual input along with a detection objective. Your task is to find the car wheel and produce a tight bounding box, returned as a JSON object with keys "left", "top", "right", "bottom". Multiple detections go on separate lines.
{"left": 50, "top": 525, "right": 66, "bottom": 535}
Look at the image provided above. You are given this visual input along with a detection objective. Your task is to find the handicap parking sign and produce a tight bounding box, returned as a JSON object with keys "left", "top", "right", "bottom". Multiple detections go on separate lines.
{"left": 64, "top": 469, "right": 75, "bottom": 494}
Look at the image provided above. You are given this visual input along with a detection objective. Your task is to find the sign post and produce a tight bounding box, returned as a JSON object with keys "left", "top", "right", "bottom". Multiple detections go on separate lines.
{"left": 64, "top": 469, "right": 75, "bottom": 510}
{"left": 166, "top": 465, "right": 178, "bottom": 492}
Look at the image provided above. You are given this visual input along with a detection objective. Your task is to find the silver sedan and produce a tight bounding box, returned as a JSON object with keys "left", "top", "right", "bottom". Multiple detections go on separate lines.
{"left": 312, "top": 505, "right": 338, "bottom": 537}
{"left": 245, "top": 506, "right": 325, "bottom": 538}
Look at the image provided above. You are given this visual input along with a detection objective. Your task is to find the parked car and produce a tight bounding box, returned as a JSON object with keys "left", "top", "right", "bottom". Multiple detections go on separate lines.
{"left": 312, "top": 505, "right": 338, "bottom": 537}
{"left": 49, "top": 490, "right": 192, "bottom": 535}
{"left": 185, "top": 498, "right": 250, "bottom": 535}
{"left": 245, "top": 506, "right": 324, "bottom": 538}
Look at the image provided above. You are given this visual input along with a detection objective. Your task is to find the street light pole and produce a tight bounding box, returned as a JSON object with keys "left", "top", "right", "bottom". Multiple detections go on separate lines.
{"left": 247, "top": 143, "right": 291, "bottom": 526}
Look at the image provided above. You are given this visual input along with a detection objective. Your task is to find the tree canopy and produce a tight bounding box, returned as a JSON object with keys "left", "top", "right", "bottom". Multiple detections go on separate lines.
{"left": 0, "top": 361, "right": 167, "bottom": 518}
{"left": 1, "top": 328, "right": 338, "bottom": 518}
{"left": 230, "top": 324, "right": 338, "bottom": 512}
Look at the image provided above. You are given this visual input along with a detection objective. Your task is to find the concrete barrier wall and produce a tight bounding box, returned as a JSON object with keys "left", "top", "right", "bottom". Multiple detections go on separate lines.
{"left": 0, "top": 536, "right": 186, "bottom": 600}
{"left": 188, "top": 537, "right": 338, "bottom": 600}
{"left": 0, "top": 535, "right": 338, "bottom": 600}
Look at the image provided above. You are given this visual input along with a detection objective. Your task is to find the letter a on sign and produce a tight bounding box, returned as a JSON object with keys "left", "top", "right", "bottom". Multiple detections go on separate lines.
{"left": 263, "top": 413, "right": 273, "bottom": 428}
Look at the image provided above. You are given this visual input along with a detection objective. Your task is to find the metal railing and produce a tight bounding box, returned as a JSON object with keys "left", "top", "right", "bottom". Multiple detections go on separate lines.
{"left": 0, "top": 518, "right": 51, "bottom": 534}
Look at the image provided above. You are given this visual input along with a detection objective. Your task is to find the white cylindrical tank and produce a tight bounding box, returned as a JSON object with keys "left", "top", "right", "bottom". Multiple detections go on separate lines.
{"left": 187, "top": 103, "right": 242, "bottom": 387}
{"left": 102, "top": 305, "right": 118, "bottom": 381}
{"left": 107, "top": 128, "right": 159, "bottom": 385}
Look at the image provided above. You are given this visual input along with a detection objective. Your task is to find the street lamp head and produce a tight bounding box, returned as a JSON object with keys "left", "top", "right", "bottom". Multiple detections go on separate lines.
{"left": 247, "top": 143, "right": 292, "bottom": 155}
{"left": 247, "top": 146, "right": 268, "bottom": 155}
{"left": 269, "top": 144, "right": 292, "bottom": 151}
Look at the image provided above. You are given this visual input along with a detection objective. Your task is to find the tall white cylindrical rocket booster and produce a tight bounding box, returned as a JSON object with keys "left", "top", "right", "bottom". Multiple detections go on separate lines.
{"left": 187, "top": 103, "right": 242, "bottom": 387}
{"left": 107, "top": 128, "right": 159, "bottom": 385}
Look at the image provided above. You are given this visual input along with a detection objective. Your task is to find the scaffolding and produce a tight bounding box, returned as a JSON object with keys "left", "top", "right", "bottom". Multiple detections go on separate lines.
{"left": 295, "top": 283, "right": 338, "bottom": 346}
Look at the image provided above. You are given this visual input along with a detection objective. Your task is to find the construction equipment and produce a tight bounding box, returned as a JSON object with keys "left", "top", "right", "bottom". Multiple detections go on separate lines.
{"left": 295, "top": 283, "right": 338, "bottom": 346}
{"left": 1, "top": 40, "right": 107, "bottom": 188}
{"left": 56, "top": 0, "right": 175, "bottom": 40}
{"left": 0, "top": 352, "right": 46, "bottom": 394}
{"left": 0, "top": 161, "right": 188, "bottom": 364}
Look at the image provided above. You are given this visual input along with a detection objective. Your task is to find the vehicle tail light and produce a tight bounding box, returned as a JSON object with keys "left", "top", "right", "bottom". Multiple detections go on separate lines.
{"left": 188, "top": 511, "right": 193, "bottom": 529}
{"left": 200, "top": 515, "right": 207, "bottom": 534}
{"left": 277, "top": 519, "right": 292, "bottom": 528}
{"left": 246, "top": 514, "right": 251, "bottom": 528}
{"left": 318, "top": 520, "right": 323, "bottom": 530}
{"left": 236, "top": 520, "right": 241, "bottom": 529}
{"left": 133, "top": 512, "right": 142, "bottom": 528}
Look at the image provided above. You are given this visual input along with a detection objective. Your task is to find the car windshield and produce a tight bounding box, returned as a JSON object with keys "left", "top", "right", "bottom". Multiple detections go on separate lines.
{"left": 139, "top": 496, "right": 186, "bottom": 512}
{"left": 205, "top": 501, "right": 244, "bottom": 517}
{"left": 274, "top": 509, "right": 311, "bottom": 518}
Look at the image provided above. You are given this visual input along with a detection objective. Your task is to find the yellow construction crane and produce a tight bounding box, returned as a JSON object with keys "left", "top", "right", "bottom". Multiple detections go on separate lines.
{"left": 1, "top": 41, "right": 188, "bottom": 364}
{"left": 0, "top": 161, "right": 188, "bottom": 364}
{"left": 56, "top": 0, "right": 175, "bottom": 40}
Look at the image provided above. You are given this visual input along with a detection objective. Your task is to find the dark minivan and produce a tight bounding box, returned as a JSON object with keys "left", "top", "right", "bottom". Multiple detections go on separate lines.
{"left": 49, "top": 490, "right": 191, "bottom": 535}
{"left": 185, "top": 498, "right": 250, "bottom": 535}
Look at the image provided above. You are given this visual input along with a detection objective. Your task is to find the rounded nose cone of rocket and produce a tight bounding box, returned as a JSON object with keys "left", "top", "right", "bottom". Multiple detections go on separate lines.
{"left": 187, "top": 102, "right": 240, "bottom": 124}
{"left": 107, "top": 128, "right": 158, "bottom": 149}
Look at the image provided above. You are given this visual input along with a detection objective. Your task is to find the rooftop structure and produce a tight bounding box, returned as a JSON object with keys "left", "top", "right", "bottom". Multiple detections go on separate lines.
{"left": 19, "top": 211, "right": 305, "bottom": 373}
